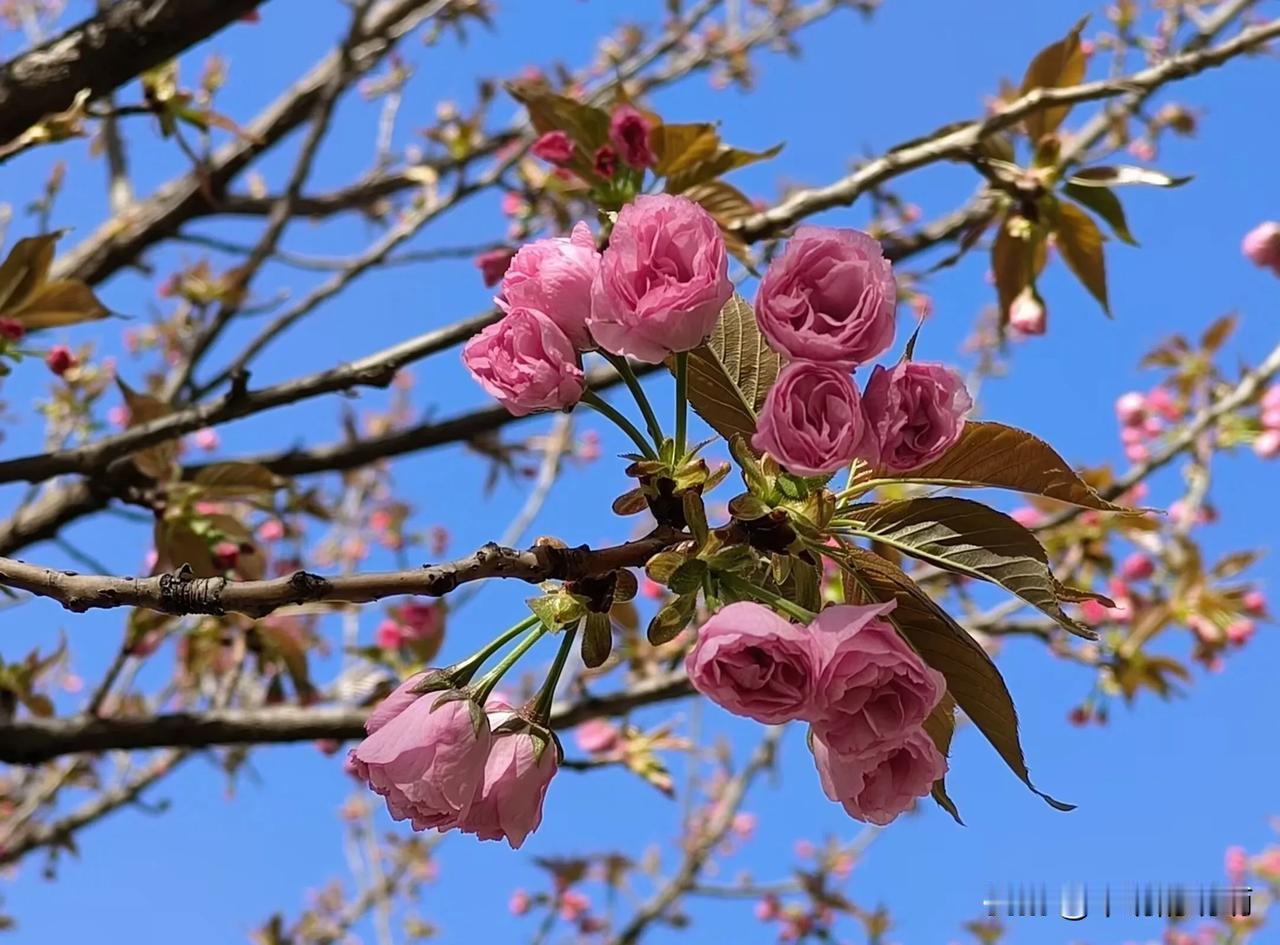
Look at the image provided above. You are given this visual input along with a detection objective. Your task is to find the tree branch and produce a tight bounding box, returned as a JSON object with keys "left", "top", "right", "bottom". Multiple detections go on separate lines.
{"left": 733, "top": 16, "right": 1280, "bottom": 241}
{"left": 0, "top": 671, "right": 696, "bottom": 765}
{"left": 0, "top": 528, "right": 683, "bottom": 618}
{"left": 0, "top": 0, "right": 267, "bottom": 151}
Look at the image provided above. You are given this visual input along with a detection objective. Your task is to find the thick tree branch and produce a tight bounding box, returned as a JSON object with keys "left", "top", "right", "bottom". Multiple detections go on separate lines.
{"left": 0, "top": 671, "right": 696, "bottom": 765}
{"left": 0, "top": 0, "right": 267, "bottom": 151}
{"left": 0, "top": 529, "right": 683, "bottom": 618}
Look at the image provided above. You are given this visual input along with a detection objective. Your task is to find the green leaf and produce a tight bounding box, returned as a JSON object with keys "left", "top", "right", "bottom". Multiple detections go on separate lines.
{"left": 841, "top": 497, "right": 1101, "bottom": 639}
{"left": 580, "top": 612, "right": 612, "bottom": 669}
{"left": 672, "top": 293, "right": 784, "bottom": 443}
{"left": 840, "top": 547, "right": 1072, "bottom": 811}
{"left": 647, "top": 593, "right": 697, "bottom": 646}
{"left": 1068, "top": 165, "right": 1191, "bottom": 188}
{"left": 645, "top": 551, "right": 686, "bottom": 585}
{"left": 668, "top": 558, "right": 708, "bottom": 596}
{"left": 922, "top": 694, "right": 963, "bottom": 824}
{"left": 1051, "top": 199, "right": 1109, "bottom": 314}
{"left": 1062, "top": 182, "right": 1137, "bottom": 246}
{"left": 854, "top": 420, "right": 1130, "bottom": 511}
{"left": 1019, "top": 18, "right": 1088, "bottom": 142}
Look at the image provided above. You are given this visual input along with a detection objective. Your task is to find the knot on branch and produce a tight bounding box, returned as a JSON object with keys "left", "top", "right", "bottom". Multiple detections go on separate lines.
{"left": 287, "top": 570, "right": 329, "bottom": 601}
{"left": 157, "top": 567, "right": 227, "bottom": 615}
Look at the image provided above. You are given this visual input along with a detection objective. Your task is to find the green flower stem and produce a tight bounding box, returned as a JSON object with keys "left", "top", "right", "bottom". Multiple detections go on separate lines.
{"left": 674, "top": 350, "right": 689, "bottom": 459}
{"left": 448, "top": 614, "right": 539, "bottom": 685}
{"left": 471, "top": 620, "right": 549, "bottom": 704}
{"left": 530, "top": 621, "right": 580, "bottom": 724}
{"left": 580, "top": 389, "right": 659, "bottom": 460}
{"left": 719, "top": 572, "right": 817, "bottom": 624}
{"left": 603, "top": 352, "right": 664, "bottom": 448}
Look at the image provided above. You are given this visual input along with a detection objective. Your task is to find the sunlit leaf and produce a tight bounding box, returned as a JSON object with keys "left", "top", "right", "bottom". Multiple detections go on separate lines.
{"left": 1062, "top": 182, "right": 1137, "bottom": 246}
{"left": 839, "top": 546, "right": 1072, "bottom": 810}
{"left": 1051, "top": 199, "right": 1109, "bottom": 315}
{"left": 1019, "top": 18, "right": 1088, "bottom": 142}
{"left": 841, "top": 497, "right": 1103, "bottom": 639}
{"left": 0, "top": 234, "right": 58, "bottom": 313}
{"left": 1068, "top": 165, "right": 1191, "bottom": 188}
{"left": 7, "top": 279, "right": 109, "bottom": 329}
{"left": 671, "top": 293, "right": 784, "bottom": 443}
{"left": 854, "top": 421, "right": 1130, "bottom": 511}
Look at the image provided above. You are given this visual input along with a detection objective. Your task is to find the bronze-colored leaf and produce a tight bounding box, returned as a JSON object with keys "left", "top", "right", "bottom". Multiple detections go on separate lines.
{"left": 192, "top": 462, "right": 284, "bottom": 496}
{"left": 1052, "top": 199, "right": 1109, "bottom": 315}
{"left": 840, "top": 547, "right": 1072, "bottom": 811}
{"left": 670, "top": 293, "right": 784, "bottom": 443}
{"left": 856, "top": 421, "right": 1129, "bottom": 512}
{"left": 1019, "top": 18, "right": 1087, "bottom": 142}
{"left": 1199, "top": 313, "right": 1237, "bottom": 355}
{"left": 1062, "top": 182, "right": 1137, "bottom": 246}
{"left": 0, "top": 234, "right": 57, "bottom": 313}
{"left": 8, "top": 279, "right": 108, "bottom": 329}
{"left": 581, "top": 612, "right": 612, "bottom": 669}
{"left": 665, "top": 141, "right": 782, "bottom": 195}
{"left": 842, "top": 497, "right": 1101, "bottom": 639}
{"left": 117, "top": 380, "right": 179, "bottom": 480}
{"left": 682, "top": 179, "right": 756, "bottom": 264}
{"left": 653, "top": 122, "right": 720, "bottom": 177}
{"left": 505, "top": 81, "right": 610, "bottom": 149}
{"left": 153, "top": 518, "right": 216, "bottom": 577}
{"left": 990, "top": 219, "right": 1047, "bottom": 319}
{"left": 922, "top": 693, "right": 963, "bottom": 824}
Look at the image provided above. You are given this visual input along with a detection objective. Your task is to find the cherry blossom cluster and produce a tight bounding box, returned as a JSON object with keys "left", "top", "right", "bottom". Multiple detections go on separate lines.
{"left": 687, "top": 601, "right": 946, "bottom": 826}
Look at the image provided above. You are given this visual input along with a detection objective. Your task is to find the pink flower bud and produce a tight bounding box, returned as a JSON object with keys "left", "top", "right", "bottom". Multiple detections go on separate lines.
{"left": 463, "top": 307, "right": 585, "bottom": 416}
{"left": 1242, "top": 221, "right": 1280, "bottom": 275}
{"left": 1009, "top": 288, "right": 1046, "bottom": 335}
{"left": 474, "top": 248, "right": 516, "bottom": 287}
{"left": 754, "top": 226, "right": 897, "bottom": 367}
{"left": 1254, "top": 429, "right": 1280, "bottom": 459}
{"left": 809, "top": 602, "right": 944, "bottom": 757}
{"left": 588, "top": 194, "right": 731, "bottom": 362}
{"left": 509, "top": 889, "right": 532, "bottom": 916}
{"left": 573, "top": 718, "right": 620, "bottom": 755}
{"left": 1146, "top": 386, "right": 1182, "bottom": 421}
{"left": 1115, "top": 391, "right": 1146, "bottom": 426}
{"left": 1225, "top": 846, "right": 1248, "bottom": 884}
{"left": 1009, "top": 506, "right": 1044, "bottom": 528}
{"left": 1120, "top": 552, "right": 1155, "bottom": 581}
{"left": 532, "top": 130, "right": 575, "bottom": 164}
{"left": 212, "top": 541, "right": 241, "bottom": 571}
{"left": 686, "top": 602, "right": 819, "bottom": 724}
{"left": 755, "top": 895, "right": 781, "bottom": 921}
{"left": 0, "top": 317, "right": 24, "bottom": 341}
{"left": 1243, "top": 590, "right": 1267, "bottom": 616}
{"left": 499, "top": 223, "right": 599, "bottom": 350}
{"left": 1226, "top": 619, "right": 1255, "bottom": 646}
{"left": 592, "top": 145, "right": 617, "bottom": 179}
{"left": 862, "top": 361, "right": 972, "bottom": 472}
{"left": 608, "top": 105, "right": 656, "bottom": 169}
{"left": 376, "top": 618, "right": 406, "bottom": 651}
{"left": 193, "top": 427, "right": 220, "bottom": 451}
{"left": 1263, "top": 385, "right": 1280, "bottom": 413}
{"left": 45, "top": 345, "right": 76, "bottom": 376}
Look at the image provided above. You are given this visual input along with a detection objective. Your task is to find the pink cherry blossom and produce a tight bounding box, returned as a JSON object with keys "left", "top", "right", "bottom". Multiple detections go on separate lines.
{"left": 811, "top": 727, "right": 945, "bottom": 826}
{"left": 588, "top": 194, "right": 731, "bottom": 362}
{"left": 752, "top": 361, "right": 880, "bottom": 477}
{"left": 350, "top": 690, "right": 491, "bottom": 831}
{"left": 754, "top": 225, "right": 897, "bottom": 367}
{"left": 861, "top": 361, "right": 972, "bottom": 472}
{"left": 462, "top": 307, "right": 585, "bottom": 416}
{"left": 1242, "top": 220, "right": 1280, "bottom": 275}
{"left": 457, "top": 718, "right": 558, "bottom": 850}
{"left": 498, "top": 222, "right": 599, "bottom": 349}
{"left": 808, "top": 602, "right": 944, "bottom": 757}
{"left": 686, "top": 601, "right": 819, "bottom": 724}
{"left": 532, "top": 130, "right": 574, "bottom": 164}
{"left": 608, "top": 105, "right": 656, "bottom": 169}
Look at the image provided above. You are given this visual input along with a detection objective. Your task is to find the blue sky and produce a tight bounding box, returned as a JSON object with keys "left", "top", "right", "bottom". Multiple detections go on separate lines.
{"left": 2, "top": 1, "right": 1278, "bottom": 943}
